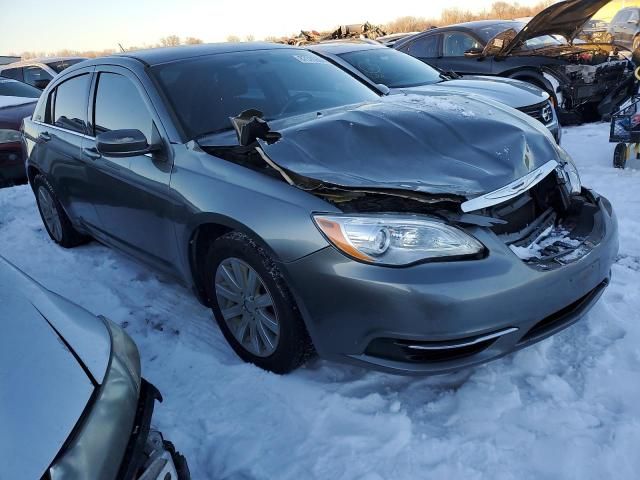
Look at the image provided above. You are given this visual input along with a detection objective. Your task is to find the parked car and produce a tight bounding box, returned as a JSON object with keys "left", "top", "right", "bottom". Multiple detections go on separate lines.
{"left": 23, "top": 43, "right": 617, "bottom": 375}
{"left": 608, "top": 7, "right": 640, "bottom": 50}
{"left": 0, "top": 78, "right": 41, "bottom": 185}
{"left": 309, "top": 42, "right": 561, "bottom": 143}
{"left": 0, "top": 56, "right": 87, "bottom": 89}
{"left": 0, "top": 255, "right": 189, "bottom": 479}
{"left": 376, "top": 32, "right": 420, "bottom": 48}
{"left": 394, "top": 0, "right": 633, "bottom": 123}
{"left": 577, "top": 18, "right": 611, "bottom": 43}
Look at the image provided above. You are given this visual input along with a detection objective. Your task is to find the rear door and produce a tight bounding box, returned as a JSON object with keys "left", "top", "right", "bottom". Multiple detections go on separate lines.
{"left": 397, "top": 34, "right": 441, "bottom": 69}
{"left": 31, "top": 68, "right": 100, "bottom": 226}
{"left": 82, "top": 66, "right": 178, "bottom": 274}
{"left": 439, "top": 31, "right": 492, "bottom": 75}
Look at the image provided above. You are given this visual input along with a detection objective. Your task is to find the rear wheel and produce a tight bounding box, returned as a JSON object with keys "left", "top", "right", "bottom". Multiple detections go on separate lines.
{"left": 613, "top": 143, "right": 628, "bottom": 169}
{"left": 33, "top": 174, "right": 89, "bottom": 248}
{"left": 633, "top": 35, "right": 640, "bottom": 51}
{"left": 205, "top": 231, "right": 314, "bottom": 373}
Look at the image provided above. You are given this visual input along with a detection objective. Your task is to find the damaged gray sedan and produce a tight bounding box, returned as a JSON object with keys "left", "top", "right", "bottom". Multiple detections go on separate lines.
{"left": 23, "top": 43, "right": 618, "bottom": 375}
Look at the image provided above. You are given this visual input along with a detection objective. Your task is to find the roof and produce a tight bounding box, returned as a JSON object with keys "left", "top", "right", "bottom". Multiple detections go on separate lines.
{"left": 309, "top": 42, "right": 385, "bottom": 55}
{"left": 114, "top": 42, "right": 293, "bottom": 66}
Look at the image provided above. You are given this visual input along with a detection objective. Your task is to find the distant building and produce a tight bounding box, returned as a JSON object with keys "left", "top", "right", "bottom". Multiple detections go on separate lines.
{"left": 0, "top": 56, "right": 20, "bottom": 66}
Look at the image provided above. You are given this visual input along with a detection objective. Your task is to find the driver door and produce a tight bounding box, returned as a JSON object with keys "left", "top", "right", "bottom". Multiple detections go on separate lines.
{"left": 82, "top": 66, "right": 179, "bottom": 275}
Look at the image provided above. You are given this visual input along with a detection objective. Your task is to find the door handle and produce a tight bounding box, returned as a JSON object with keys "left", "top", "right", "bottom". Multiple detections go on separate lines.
{"left": 82, "top": 147, "right": 102, "bottom": 160}
{"left": 38, "top": 132, "right": 51, "bottom": 142}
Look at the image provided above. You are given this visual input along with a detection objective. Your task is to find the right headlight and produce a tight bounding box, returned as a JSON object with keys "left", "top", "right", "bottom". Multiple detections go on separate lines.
{"left": 101, "top": 316, "right": 141, "bottom": 393}
{"left": 313, "top": 214, "right": 484, "bottom": 266}
{"left": 0, "top": 128, "right": 21, "bottom": 144}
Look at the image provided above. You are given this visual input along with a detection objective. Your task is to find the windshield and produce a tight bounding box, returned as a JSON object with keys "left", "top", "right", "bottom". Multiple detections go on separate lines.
{"left": 339, "top": 48, "right": 443, "bottom": 88}
{"left": 475, "top": 22, "right": 566, "bottom": 49}
{"left": 152, "top": 49, "right": 381, "bottom": 140}
{"left": 46, "top": 59, "right": 86, "bottom": 73}
{"left": 0, "top": 78, "right": 41, "bottom": 98}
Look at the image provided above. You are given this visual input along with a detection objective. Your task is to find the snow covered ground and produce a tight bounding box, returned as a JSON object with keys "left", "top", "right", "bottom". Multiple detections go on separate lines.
{"left": 1, "top": 122, "right": 639, "bottom": 480}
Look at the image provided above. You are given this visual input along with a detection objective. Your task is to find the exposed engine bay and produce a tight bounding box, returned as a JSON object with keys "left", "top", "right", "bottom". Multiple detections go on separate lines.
{"left": 202, "top": 109, "right": 600, "bottom": 271}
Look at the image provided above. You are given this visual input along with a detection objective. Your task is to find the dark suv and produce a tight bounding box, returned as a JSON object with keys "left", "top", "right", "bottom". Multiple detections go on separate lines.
{"left": 608, "top": 7, "right": 640, "bottom": 50}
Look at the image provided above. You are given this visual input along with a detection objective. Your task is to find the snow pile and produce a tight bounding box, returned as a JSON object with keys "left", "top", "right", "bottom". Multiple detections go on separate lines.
{"left": 0, "top": 122, "right": 639, "bottom": 479}
{"left": 395, "top": 93, "right": 477, "bottom": 118}
{"left": 509, "top": 224, "right": 582, "bottom": 261}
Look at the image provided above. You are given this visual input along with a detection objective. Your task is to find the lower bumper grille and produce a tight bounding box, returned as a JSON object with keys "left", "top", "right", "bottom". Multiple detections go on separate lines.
{"left": 518, "top": 279, "right": 609, "bottom": 344}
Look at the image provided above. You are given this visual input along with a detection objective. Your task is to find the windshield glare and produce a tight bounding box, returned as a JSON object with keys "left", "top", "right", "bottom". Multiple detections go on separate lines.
{"left": 152, "top": 49, "right": 381, "bottom": 140}
{"left": 339, "top": 48, "right": 443, "bottom": 88}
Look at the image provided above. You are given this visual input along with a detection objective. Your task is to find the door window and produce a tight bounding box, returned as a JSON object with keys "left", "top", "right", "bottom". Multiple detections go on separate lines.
{"left": 23, "top": 66, "right": 53, "bottom": 88}
{"left": 93, "top": 72, "right": 154, "bottom": 140}
{"left": 403, "top": 35, "right": 439, "bottom": 58}
{"left": 613, "top": 10, "right": 630, "bottom": 25}
{"left": 628, "top": 10, "right": 639, "bottom": 23}
{"left": 0, "top": 67, "right": 24, "bottom": 82}
{"left": 51, "top": 74, "right": 90, "bottom": 134}
{"left": 443, "top": 32, "right": 481, "bottom": 57}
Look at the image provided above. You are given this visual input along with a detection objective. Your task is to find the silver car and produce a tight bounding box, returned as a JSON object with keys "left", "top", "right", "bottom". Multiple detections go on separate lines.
{"left": 0, "top": 256, "right": 189, "bottom": 479}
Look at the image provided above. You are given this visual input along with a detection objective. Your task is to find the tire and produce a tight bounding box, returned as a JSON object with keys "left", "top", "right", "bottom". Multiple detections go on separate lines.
{"left": 33, "top": 174, "right": 89, "bottom": 248}
{"left": 613, "top": 143, "right": 627, "bottom": 169}
{"left": 204, "top": 231, "right": 314, "bottom": 373}
{"left": 633, "top": 35, "right": 640, "bottom": 51}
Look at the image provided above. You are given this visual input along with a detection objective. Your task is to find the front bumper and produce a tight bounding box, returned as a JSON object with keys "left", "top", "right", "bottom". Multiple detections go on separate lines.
{"left": 119, "top": 380, "right": 190, "bottom": 480}
{"left": 284, "top": 191, "right": 618, "bottom": 375}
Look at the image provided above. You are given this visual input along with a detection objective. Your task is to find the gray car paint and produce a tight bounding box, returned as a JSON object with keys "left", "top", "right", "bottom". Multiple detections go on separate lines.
{"left": 22, "top": 44, "right": 618, "bottom": 374}
{"left": 255, "top": 92, "right": 559, "bottom": 197}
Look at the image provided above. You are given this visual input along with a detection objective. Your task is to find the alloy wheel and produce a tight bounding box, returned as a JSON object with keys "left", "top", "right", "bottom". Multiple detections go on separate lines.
{"left": 38, "top": 186, "right": 63, "bottom": 242}
{"left": 214, "top": 257, "right": 280, "bottom": 357}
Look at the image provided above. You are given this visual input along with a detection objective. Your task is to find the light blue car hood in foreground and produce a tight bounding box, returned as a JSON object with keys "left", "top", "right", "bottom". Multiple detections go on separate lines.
{"left": 399, "top": 75, "right": 549, "bottom": 109}
{"left": 0, "top": 257, "right": 111, "bottom": 480}
{"left": 259, "top": 91, "right": 560, "bottom": 198}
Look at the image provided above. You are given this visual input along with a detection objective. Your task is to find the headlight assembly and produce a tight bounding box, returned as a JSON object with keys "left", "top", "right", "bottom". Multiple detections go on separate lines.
{"left": 313, "top": 214, "right": 484, "bottom": 266}
{"left": 0, "top": 129, "right": 21, "bottom": 144}
{"left": 101, "top": 316, "right": 141, "bottom": 393}
{"left": 557, "top": 149, "right": 582, "bottom": 195}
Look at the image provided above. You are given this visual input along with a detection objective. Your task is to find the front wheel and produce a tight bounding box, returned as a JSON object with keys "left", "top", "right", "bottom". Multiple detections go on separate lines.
{"left": 205, "top": 232, "right": 314, "bottom": 373}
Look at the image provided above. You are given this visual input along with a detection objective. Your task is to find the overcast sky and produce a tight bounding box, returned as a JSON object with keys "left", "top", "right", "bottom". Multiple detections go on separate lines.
{"left": 0, "top": 0, "right": 545, "bottom": 54}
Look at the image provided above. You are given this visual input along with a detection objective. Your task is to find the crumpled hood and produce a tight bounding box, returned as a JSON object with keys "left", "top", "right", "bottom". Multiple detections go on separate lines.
{"left": 259, "top": 91, "right": 560, "bottom": 198}
{"left": 501, "top": 0, "right": 612, "bottom": 54}
{"left": 0, "top": 257, "right": 111, "bottom": 479}
{"left": 423, "top": 75, "right": 549, "bottom": 109}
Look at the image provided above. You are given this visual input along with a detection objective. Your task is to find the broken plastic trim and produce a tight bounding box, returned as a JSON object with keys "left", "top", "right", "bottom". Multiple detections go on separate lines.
{"left": 461, "top": 160, "right": 558, "bottom": 213}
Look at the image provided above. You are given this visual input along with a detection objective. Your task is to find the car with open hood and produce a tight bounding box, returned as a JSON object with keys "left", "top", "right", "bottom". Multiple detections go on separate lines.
{"left": 394, "top": 0, "right": 634, "bottom": 124}
{"left": 0, "top": 255, "right": 189, "bottom": 479}
{"left": 308, "top": 42, "right": 561, "bottom": 143}
{"left": 22, "top": 43, "right": 618, "bottom": 375}
{"left": 0, "top": 78, "right": 41, "bottom": 186}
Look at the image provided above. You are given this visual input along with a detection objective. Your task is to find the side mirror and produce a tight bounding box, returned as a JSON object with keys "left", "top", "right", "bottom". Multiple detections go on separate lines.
{"left": 375, "top": 83, "right": 391, "bottom": 95}
{"left": 464, "top": 47, "right": 484, "bottom": 57}
{"left": 33, "top": 79, "right": 50, "bottom": 89}
{"left": 96, "top": 129, "right": 158, "bottom": 157}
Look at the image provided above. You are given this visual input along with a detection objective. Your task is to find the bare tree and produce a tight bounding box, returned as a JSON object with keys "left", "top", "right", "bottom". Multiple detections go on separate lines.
{"left": 226, "top": 35, "right": 241, "bottom": 43}
{"left": 244, "top": 34, "right": 255, "bottom": 42}
{"left": 185, "top": 37, "right": 204, "bottom": 45}
{"left": 160, "top": 35, "right": 181, "bottom": 47}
